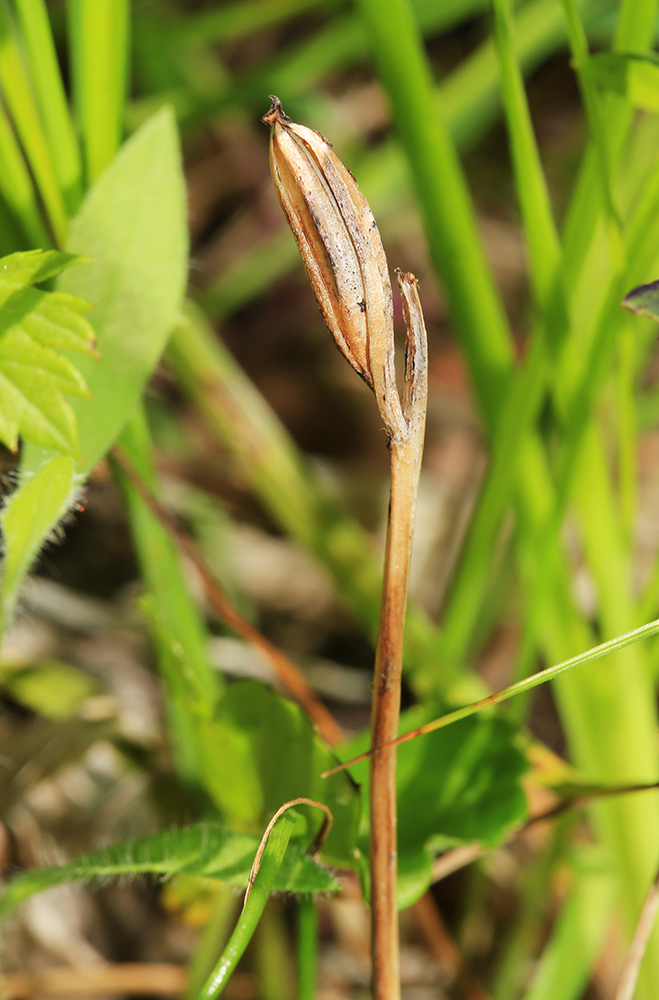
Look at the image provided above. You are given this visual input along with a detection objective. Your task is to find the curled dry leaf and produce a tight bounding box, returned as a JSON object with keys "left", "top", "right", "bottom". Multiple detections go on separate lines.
{"left": 263, "top": 95, "right": 406, "bottom": 441}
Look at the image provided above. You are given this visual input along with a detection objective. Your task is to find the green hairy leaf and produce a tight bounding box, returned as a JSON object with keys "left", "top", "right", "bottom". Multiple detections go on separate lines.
{"left": 0, "top": 249, "right": 94, "bottom": 453}
{"left": 0, "top": 820, "right": 339, "bottom": 923}
{"left": 0, "top": 454, "right": 76, "bottom": 629}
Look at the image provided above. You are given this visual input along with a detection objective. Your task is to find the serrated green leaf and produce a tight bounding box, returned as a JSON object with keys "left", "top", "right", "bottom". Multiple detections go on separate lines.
{"left": 199, "top": 680, "right": 361, "bottom": 870}
{"left": 0, "top": 249, "right": 86, "bottom": 291}
{"left": 591, "top": 52, "right": 659, "bottom": 112}
{"left": 0, "top": 821, "right": 339, "bottom": 923}
{"left": 0, "top": 455, "right": 76, "bottom": 629}
{"left": 0, "top": 251, "right": 95, "bottom": 452}
{"left": 341, "top": 707, "right": 528, "bottom": 908}
{"left": 622, "top": 279, "right": 659, "bottom": 322}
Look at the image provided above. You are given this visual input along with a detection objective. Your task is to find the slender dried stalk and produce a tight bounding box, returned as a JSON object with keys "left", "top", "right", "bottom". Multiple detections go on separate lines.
{"left": 369, "top": 274, "right": 427, "bottom": 999}
{"left": 263, "top": 99, "right": 428, "bottom": 1000}
{"left": 110, "top": 446, "right": 343, "bottom": 746}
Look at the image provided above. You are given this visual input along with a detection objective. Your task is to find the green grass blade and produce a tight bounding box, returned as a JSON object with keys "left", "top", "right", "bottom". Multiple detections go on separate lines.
{"left": 614, "top": 0, "right": 659, "bottom": 49}
{"left": 0, "top": 0, "right": 67, "bottom": 243}
{"left": 67, "top": 0, "right": 129, "bottom": 184}
{"left": 0, "top": 101, "right": 50, "bottom": 246}
{"left": 179, "top": 0, "right": 342, "bottom": 47}
{"left": 114, "top": 406, "right": 221, "bottom": 786}
{"left": 345, "top": 616, "right": 659, "bottom": 749}
{"left": 521, "top": 848, "right": 616, "bottom": 1000}
{"left": 355, "top": 0, "right": 513, "bottom": 429}
{"left": 491, "top": 0, "right": 561, "bottom": 296}
{"left": 439, "top": 0, "right": 569, "bottom": 662}
{"left": 198, "top": 809, "right": 298, "bottom": 999}
{"left": 296, "top": 899, "right": 318, "bottom": 1000}
{"left": 14, "top": 0, "right": 82, "bottom": 215}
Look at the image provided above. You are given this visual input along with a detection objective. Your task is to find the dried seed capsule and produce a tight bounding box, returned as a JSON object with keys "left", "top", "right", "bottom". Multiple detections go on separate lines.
{"left": 263, "top": 96, "right": 405, "bottom": 441}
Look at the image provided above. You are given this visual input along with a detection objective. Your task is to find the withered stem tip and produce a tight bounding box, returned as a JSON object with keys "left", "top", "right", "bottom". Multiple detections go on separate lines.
{"left": 262, "top": 95, "right": 291, "bottom": 127}
{"left": 395, "top": 268, "right": 418, "bottom": 287}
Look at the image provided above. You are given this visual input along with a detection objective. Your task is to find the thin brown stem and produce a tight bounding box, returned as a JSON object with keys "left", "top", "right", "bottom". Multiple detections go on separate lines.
{"left": 370, "top": 442, "right": 417, "bottom": 999}
{"left": 369, "top": 273, "right": 427, "bottom": 1000}
{"left": 110, "top": 447, "right": 343, "bottom": 746}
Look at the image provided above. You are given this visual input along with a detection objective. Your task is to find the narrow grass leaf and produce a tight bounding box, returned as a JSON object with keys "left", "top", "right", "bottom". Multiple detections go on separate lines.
{"left": 522, "top": 849, "right": 617, "bottom": 1000}
{"left": 327, "top": 617, "right": 659, "bottom": 774}
{"left": 0, "top": 1, "right": 67, "bottom": 243}
{"left": 67, "top": 0, "right": 129, "bottom": 184}
{"left": 14, "top": 0, "right": 83, "bottom": 214}
{"left": 355, "top": 0, "right": 514, "bottom": 429}
{"left": 0, "top": 103, "right": 50, "bottom": 247}
{"left": 113, "top": 407, "right": 221, "bottom": 786}
{"left": 198, "top": 810, "right": 299, "bottom": 999}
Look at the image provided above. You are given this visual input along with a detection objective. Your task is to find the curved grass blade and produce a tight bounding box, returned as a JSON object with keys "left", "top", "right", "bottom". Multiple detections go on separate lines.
{"left": 198, "top": 799, "right": 331, "bottom": 1000}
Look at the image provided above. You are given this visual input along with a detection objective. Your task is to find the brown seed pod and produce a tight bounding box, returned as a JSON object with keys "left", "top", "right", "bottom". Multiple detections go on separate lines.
{"left": 263, "top": 96, "right": 405, "bottom": 441}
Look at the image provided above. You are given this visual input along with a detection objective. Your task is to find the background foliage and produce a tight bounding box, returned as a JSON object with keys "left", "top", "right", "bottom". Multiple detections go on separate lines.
{"left": 2, "top": 0, "right": 659, "bottom": 998}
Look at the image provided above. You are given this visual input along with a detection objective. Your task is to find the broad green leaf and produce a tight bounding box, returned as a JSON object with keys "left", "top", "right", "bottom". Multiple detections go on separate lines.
{"left": 341, "top": 707, "right": 528, "bottom": 908}
{"left": 622, "top": 279, "right": 659, "bottom": 322}
{"left": 0, "top": 249, "right": 95, "bottom": 452}
{"left": 23, "top": 106, "right": 188, "bottom": 475}
{"left": 0, "top": 821, "right": 338, "bottom": 923}
{"left": 0, "top": 454, "right": 76, "bottom": 628}
{"left": 199, "top": 680, "right": 361, "bottom": 870}
{"left": 591, "top": 52, "right": 659, "bottom": 112}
